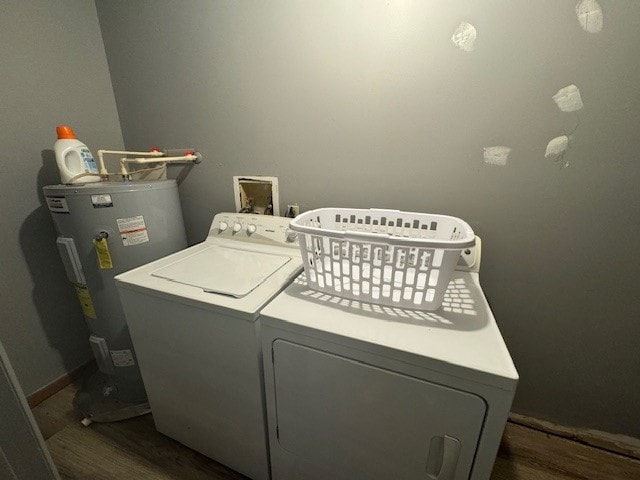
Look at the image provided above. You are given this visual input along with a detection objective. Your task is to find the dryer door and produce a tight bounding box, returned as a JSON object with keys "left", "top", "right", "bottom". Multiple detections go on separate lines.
{"left": 271, "top": 340, "right": 486, "bottom": 480}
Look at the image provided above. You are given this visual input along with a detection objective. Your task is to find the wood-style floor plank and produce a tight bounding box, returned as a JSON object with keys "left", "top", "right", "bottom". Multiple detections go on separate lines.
{"left": 491, "top": 457, "right": 575, "bottom": 480}
{"left": 33, "top": 384, "right": 640, "bottom": 480}
{"left": 494, "top": 422, "right": 640, "bottom": 480}
{"left": 48, "top": 426, "right": 183, "bottom": 480}
{"left": 31, "top": 384, "right": 78, "bottom": 441}
{"left": 33, "top": 384, "right": 246, "bottom": 480}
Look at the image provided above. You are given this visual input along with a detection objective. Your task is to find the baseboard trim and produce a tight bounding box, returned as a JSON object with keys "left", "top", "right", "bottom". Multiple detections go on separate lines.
{"left": 509, "top": 413, "right": 640, "bottom": 460}
{"left": 27, "top": 360, "right": 95, "bottom": 409}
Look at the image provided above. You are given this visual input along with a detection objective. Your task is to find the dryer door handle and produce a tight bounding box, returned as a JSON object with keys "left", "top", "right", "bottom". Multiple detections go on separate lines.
{"left": 426, "top": 435, "right": 461, "bottom": 480}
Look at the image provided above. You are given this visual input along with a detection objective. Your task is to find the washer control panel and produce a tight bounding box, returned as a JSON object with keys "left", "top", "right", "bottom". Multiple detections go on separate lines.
{"left": 208, "top": 213, "right": 298, "bottom": 247}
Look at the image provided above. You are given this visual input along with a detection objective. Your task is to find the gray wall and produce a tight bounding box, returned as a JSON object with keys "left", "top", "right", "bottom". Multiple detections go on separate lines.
{"left": 95, "top": 1, "right": 640, "bottom": 436}
{"left": 0, "top": 1, "right": 124, "bottom": 395}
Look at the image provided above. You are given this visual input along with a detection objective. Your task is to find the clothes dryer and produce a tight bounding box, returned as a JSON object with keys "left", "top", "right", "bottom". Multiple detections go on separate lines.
{"left": 260, "top": 240, "right": 517, "bottom": 480}
{"left": 115, "top": 213, "right": 302, "bottom": 480}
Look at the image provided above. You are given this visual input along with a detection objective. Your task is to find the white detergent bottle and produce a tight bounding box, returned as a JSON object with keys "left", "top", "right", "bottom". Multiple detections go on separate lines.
{"left": 54, "top": 125, "right": 101, "bottom": 184}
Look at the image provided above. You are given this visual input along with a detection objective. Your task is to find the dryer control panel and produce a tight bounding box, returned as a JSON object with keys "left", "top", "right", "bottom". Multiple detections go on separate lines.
{"left": 207, "top": 213, "right": 298, "bottom": 247}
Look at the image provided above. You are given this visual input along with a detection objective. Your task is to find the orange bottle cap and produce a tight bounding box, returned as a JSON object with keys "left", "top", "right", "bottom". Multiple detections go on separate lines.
{"left": 56, "top": 125, "right": 77, "bottom": 140}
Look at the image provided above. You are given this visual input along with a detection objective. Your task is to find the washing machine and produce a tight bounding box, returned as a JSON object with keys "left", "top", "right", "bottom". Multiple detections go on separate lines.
{"left": 114, "top": 212, "right": 303, "bottom": 480}
{"left": 260, "top": 240, "right": 518, "bottom": 480}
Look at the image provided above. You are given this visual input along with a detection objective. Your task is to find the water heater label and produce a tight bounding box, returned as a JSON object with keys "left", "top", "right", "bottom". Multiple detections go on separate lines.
{"left": 110, "top": 349, "right": 135, "bottom": 367}
{"left": 116, "top": 215, "right": 149, "bottom": 246}
{"left": 93, "top": 237, "right": 113, "bottom": 269}
{"left": 91, "top": 194, "right": 113, "bottom": 208}
{"left": 74, "top": 284, "right": 97, "bottom": 319}
{"left": 46, "top": 196, "right": 69, "bottom": 214}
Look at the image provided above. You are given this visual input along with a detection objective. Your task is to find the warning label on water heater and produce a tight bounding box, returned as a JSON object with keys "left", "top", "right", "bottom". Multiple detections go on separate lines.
{"left": 74, "top": 284, "right": 96, "bottom": 319}
{"left": 110, "top": 349, "right": 135, "bottom": 367}
{"left": 46, "top": 196, "right": 69, "bottom": 213}
{"left": 91, "top": 194, "right": 113, "bottom": 208}
{"left": 116, "top": 215, "right": 149, "bottom": 246}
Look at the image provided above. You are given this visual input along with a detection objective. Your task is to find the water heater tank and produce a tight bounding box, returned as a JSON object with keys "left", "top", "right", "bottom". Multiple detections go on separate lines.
{"left": 43, "top": 180, "right": 187, "bottom": 422}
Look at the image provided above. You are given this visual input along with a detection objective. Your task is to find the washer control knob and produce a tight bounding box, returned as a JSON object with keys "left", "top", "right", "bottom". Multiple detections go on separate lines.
{"left": 247, "top": 224, "right": 257, "bottom": 235}
{"left": 219, "top": 221, "right": 228, "bottom": 232}
{"left": 233, "top": 222, "right": 242, "bottom": 233}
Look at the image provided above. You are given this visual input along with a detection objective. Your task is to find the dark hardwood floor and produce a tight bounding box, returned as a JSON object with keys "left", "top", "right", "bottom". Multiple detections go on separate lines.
{"left": 32, "top": 384, "right": 640, "bottom": 479}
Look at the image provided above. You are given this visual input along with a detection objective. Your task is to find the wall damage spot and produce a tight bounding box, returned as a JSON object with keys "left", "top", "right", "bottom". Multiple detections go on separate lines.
{"left": 545, "top": 136, "right": 572, "bottom": 167}
{"left": 545, "top": 135, "right": 572, "bottom": 169}
{"left": 451, "top": 22, "right": 477, "bottom": 52}
{"left": 483, "top": 146, "right": 511, "bottom": 166}
{"left": 553, "top": 84, "right": 584, "bottom": 112}
{"left": 545, "top": 135, "right": 569, "bottom": 159}
{"left": 576, "top": 0, "right": 603, "bottom": 33}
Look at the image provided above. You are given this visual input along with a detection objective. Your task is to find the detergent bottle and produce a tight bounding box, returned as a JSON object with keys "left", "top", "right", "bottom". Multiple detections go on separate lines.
{"left": 54, "top": 125, "right": 100, "bottom": 184}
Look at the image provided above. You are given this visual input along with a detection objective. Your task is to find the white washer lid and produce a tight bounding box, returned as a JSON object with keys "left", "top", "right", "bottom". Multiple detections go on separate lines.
{"left": 151, "top": 245, "right": 291, "bottom": 298}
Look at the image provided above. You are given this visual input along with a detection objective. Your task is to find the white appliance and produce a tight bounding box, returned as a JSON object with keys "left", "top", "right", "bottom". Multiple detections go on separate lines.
{"left": 114, "top": 213, "right": 303, "bottom": 480}
{"left": 43, "top": 180, "right": 187, "bottom": 423}
{"left": 260, "top": 240, "right": 518, "bottom": 480}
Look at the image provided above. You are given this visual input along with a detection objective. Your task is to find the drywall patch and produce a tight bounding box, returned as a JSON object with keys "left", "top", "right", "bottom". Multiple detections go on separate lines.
{"left": 553, "top": 85, "right": 583, "bottom": 112}
{"left": 483, "top": 146, "right": 511, "bottom": 166}
{"left": 545, "top": 135, "right": 572, "bottom": 168}
{"left": 451, "top": 22, "right": 477, "bottom": 52}
{"left": 545, "top": 136, "right": 569, "bottom": 158}
{"left": 576, "top": 0, "right": 603, "bottom": 33}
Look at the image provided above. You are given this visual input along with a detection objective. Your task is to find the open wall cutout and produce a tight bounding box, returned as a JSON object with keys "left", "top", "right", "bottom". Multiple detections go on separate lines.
{"left": 233, "top": 176, "right": 280, "bottom": 216}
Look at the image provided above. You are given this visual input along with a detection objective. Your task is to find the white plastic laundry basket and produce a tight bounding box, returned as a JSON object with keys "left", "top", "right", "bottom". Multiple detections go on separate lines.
{"left": 290, "top": 208, "right": 475, "bottom": 311}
